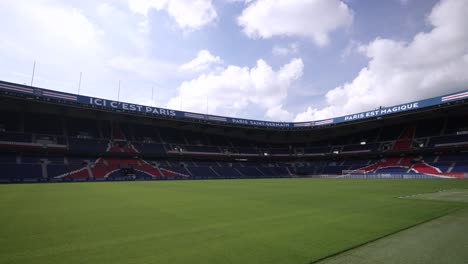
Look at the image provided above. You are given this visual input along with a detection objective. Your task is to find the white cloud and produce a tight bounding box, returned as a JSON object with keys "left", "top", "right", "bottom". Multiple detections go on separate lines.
{"left": 0, "top": 1, "right": 100, "bottom": 64}
{"left": 294, "top": 106, "right": 317, "bottom": 122}
{"left": 272, "top": 43, "right": 300, "bottom": 56}
{"left": 265, "top": 105, "right": 293, "bottom": 121}
{"left": 96, "top": 3, "right": 149, "bottom": 51}
{"left": 128, "top": 0, "right": 217, "bottom": 31}
{"left": 0, "top": 0, "right": 179, "bottom": 104}
{"left": 0, "top": 0, "right": 106, "bottom": 92}
{"left": 179, "top": 50, "right": 223, "bottom": 72}
{"left": 295, "top": 0, "right": 468, "bottom": 121}
{"left": 167, "top": 58, "right": 304, "bottom": 118}
{"left": 238, "top": 0, "right": 353, "bottom": 46}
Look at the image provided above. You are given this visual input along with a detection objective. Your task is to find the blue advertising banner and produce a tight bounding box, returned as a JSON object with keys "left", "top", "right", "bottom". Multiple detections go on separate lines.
{"left": 0, "top": 80, "right": 467, "bottom": 129}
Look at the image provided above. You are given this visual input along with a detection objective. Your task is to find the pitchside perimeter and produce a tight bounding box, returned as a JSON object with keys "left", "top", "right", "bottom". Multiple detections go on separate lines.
{"left": 317, "top": 189, "right": 468, "bottom": 264}
{"left": 401, "top": 189, "right": 468, "bottom": 203}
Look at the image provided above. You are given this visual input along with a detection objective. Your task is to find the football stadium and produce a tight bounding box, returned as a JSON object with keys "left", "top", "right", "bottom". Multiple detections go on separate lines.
{"left": 2, "top": 0, "right": 468, "bottom": 263}
{"left": 1, "top": 80, "right": 468, "bottom": 264}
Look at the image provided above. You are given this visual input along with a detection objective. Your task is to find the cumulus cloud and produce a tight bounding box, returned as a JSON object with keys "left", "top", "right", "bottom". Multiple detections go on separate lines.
{"left": 238, "top": 0, "right": 353, "bottom": 46}
{"left": 265, "top": 105, "right": 293, "bottom": 121}
{"left": 272, "top": 43, "right": 300, "bottom": 56}
{"left": 295, "top": 0, "right": 468, "bottom": 121}
{"left": 0, "top": 0, "right": 106, "bottom": 91}
{"left": 0, "top": 1, "right": 99, "bottom": 63}
{"left": 0, "top": 0, "right": 180, "bottom": 103}
{"left": 179, "top": 50, "right": 223, "bottom": 72}
{"left": 128, "top": 0, "right": 217, "bottom": 31}
{"left": 167, "top": 58, "right": 304, "bottom": 118}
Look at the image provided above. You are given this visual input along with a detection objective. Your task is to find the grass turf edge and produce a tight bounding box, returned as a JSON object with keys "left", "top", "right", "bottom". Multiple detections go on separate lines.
{"left": 308, "top": 206, "right": 465, "bottom": 264}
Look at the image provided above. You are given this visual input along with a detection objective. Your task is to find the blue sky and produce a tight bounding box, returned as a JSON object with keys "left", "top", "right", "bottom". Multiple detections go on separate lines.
{"left": 0, "top": 0, "right": 467, "bottom": 122}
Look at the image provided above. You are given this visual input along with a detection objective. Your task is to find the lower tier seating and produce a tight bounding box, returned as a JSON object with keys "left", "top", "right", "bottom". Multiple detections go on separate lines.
{"left": 1, "top": 153, "right": 468, "bottom": 182}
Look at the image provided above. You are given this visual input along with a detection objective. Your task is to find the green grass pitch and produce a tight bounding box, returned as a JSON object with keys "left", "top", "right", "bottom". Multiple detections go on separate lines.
{"left": 318, "top": 206, "right": 468, "bottom": 264}
{"left": 1, "top": 179, "right": 468, "bottom": 264}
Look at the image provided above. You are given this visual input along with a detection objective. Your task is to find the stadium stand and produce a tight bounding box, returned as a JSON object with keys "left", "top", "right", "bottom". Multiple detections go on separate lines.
{"left": 1, "top": 80, "right": 468, "bottom": 182}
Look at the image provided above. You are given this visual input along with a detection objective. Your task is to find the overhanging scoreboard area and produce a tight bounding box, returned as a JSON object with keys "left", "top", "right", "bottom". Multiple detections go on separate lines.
{"left": 1, "top": 80, "right": 467, "bottom": 128}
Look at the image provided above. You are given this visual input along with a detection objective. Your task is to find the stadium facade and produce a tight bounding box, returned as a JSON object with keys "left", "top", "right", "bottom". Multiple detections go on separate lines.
{"left": 1, "top": 80, "right": 468, "bottom": 182}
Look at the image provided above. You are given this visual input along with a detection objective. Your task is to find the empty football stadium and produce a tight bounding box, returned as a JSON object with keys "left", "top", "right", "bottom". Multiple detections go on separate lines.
{"left": 1, "top": 80, "right": 468, "bottom": 264}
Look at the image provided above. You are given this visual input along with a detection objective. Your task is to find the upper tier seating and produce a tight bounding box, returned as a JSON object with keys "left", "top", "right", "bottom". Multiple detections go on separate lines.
{"left": 392, "top": 126, "right": 416, "bottom": 151}
{"left": 158, "top": 127, "right": 186, "bottom": 144}
{"left": 304, "top": 147, "right": 330, "bottom": 155}
{"left": 23, "top": 114, "right": 63, "bottom": 136}
{"left": 429, "top": 134, "right": 468, "bottom": 148}
{"left": 0, "top": 132, "right": 32, "bottom": 143}
{"left": 132, "top": 143, "right": 166, "bottom": 155}
{"left": 415, "top": 119, "right": 444, "bottom": 138}
{"left": 341, "top": 143, "right": 379, "bottom": 153}
{"left": 68, "top": 138, "right": 108, "bottom": 153}
{"left": 184, "top": 145, "right": 221, "bottom": 153}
